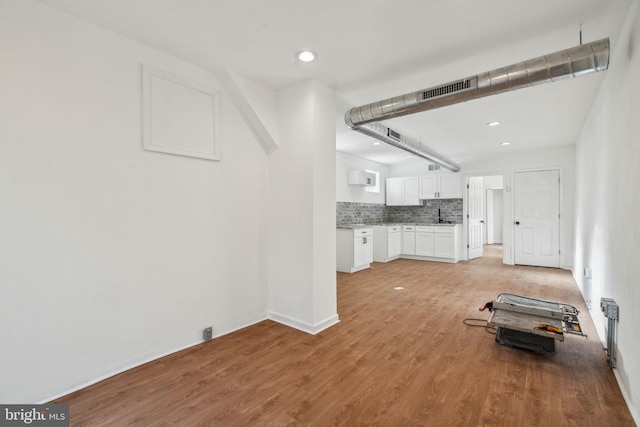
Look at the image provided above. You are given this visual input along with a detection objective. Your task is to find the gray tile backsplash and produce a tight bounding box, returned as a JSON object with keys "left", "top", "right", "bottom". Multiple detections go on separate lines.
{"left": 336, "top": 202, "right": 385, "bottom": 225}
{"left": 336, "top": 199, "right": 463, "bottom": 225}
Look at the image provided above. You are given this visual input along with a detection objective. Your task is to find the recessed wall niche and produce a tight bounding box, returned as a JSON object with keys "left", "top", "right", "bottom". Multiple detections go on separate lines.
{"left": 142, "top": 64, "right": 221, "bottom": 161}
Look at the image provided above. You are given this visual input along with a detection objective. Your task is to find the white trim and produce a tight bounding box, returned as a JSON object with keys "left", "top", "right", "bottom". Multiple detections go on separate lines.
{"left": 268, "top": 311, "right": 340, "bottom": 335}
{"left": 614, "top": 367, "right": 640, "bottom": 425}
{"left": 142, "top": 64, "right": 222, "bottom": 161}
{"left": 580, "top": 298, "right": 640, "bottom": 426}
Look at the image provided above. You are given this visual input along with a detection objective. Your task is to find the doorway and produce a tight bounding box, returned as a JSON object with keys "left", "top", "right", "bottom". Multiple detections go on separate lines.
{"left": 465, "top": 174, "right": 505, "bottom": 260}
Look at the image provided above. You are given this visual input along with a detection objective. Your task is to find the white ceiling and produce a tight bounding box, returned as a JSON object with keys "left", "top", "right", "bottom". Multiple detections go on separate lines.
{"left": 37, "top": 0, "right": 633, "bottom": 166}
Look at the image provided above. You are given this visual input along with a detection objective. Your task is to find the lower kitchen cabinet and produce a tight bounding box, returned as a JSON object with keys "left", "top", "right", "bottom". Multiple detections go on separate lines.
{"left": 402, "top": 225, "right": 416, "bottom": 255}
{"left": 404, "top": 224, "right": 461, "bottom": 263}
{"left": 415, "top": 227, "right": 435, "bottom": 256}
{"left": 337, "top": 227, "right": 373, "bottom": 273}
{"left": 373, "top": 225, "right": 401, "bottom": 262}
{"left": 414, "top": 226, "right": 459, "bottom": 261}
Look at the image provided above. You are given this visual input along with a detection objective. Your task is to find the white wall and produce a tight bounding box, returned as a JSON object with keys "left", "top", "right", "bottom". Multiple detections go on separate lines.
{"left": 487, "top": 190, "right": 504, "bottom": 244}
{"left": 0, "top": 0, "right": 270, "bottom": 403}
{"left": 336, "top": 151, "right": 389, "bottom": 204}
{"left": 573, "top": 1, "right": 640, "bottom": 422}
{"left": 483, "top": 176, "right": 504, "bottom": 244}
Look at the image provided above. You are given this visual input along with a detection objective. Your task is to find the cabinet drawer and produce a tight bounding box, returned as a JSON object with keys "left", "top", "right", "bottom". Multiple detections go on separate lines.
{"left": 388, "top": 226, "right": 401, "bottom": 233}
{"left": 416, "top": 226, "right": 434, "bottom": 233}
{"left": 402, "top": 225, "right": 415, "bottom": 232}
{"left": 354, "top": 228, "right": 373, "bottom": 237}
{"left": 432, "top": 226, "right": 454, "bottom": 234}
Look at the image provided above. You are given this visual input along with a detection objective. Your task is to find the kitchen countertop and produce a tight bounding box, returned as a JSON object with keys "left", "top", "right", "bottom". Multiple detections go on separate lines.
{"left": 337, "top": 222, "right": 460, "bottom": 229}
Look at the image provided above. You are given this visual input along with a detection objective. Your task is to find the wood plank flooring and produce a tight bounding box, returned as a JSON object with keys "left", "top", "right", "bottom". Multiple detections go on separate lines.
{"left": 53, "top": 245, "right": 636, "bottom": 426}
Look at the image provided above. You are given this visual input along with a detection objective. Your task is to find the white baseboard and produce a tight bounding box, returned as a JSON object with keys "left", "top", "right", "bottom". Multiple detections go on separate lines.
{"left": 613, "top": 368, "right": 640, "bottom": 426}
{"left": 268, "top": 311, "right": 340, "bottom": 335}
{"left": 40, "top": 316, "right": 268, "bottom": 404}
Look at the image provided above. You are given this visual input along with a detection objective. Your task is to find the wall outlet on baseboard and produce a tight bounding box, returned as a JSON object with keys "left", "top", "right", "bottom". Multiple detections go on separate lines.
{"left": 203, "top": 326, "right": 213, "bottom": 342}
{"left": 584, "top": 267, "right": 592, "bottom": 279}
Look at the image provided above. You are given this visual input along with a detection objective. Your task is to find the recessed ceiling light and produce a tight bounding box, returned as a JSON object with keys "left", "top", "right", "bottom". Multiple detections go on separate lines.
{"left": 487, "top": 121, "right": 500, "bottom": 127}
{"left": 501, "top": 141, "right": 511, "bottom": 146}
{"left": 405, "top": 154, "right": 413, "bottom": 158}
{"left": 373, "top": 142, "right": 381, "bottom": 146}
{"left": 295, "top": 50, "right": 317, "bottom": 62}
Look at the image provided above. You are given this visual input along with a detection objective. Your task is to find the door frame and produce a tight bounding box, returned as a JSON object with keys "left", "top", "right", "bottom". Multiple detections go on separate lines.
{"left": 511, "top": 167, "right": 564, "bottom": 268}
{"left": 461, "top": 171, "right": 506, "bottom": 263}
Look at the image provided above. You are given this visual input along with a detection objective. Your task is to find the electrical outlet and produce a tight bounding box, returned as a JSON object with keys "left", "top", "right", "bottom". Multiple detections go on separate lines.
{"left": 584, "top": 268, "right": 592, "bottom": 279}
{"left": 203, "top": 326, "right": 213, "bottom": 342}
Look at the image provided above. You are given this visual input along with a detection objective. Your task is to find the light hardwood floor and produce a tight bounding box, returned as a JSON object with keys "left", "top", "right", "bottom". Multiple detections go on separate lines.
{"left": 54, "top": 245, "right": 636, "bottom": 426}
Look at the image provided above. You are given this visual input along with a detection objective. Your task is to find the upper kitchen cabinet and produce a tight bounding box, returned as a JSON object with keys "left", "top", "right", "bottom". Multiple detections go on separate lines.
{"left": 419, "top": 173, "right": 461, "bottom": 199}
{"left": 386, "top": 177, "right": 421, "bottom": 206}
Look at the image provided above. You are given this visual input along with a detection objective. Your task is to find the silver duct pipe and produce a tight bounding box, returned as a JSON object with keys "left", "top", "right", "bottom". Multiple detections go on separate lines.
{"left": 345, "top": 38, "right": 610, "bottom": 170}
{"left": 357, "top": 122, "right": 461, "bottom": 172}
{"left": 346, "top": 38, "right": 609, "bottom": 128}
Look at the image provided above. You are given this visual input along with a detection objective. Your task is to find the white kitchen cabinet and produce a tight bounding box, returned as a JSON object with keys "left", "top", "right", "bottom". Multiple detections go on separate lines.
{"left": 386, "top": 177, "right": 421, "bottom": 206}
{"left": 337, "top": 227, "right": 373, "bottom": 273}
{"left": 402, "top": 225, "right": 416, "bottom": 255}
{"left": 348, "top": 170, "right": 376, "bottom": 186}
{"left": 419, "top": 173, "right": 461, "bottom": 199}
{"left": 434, "top": 226, "right": 457, "bottom": 258}
{"left": 415, "top": 227, "right": 435, "bottom": 256}
{"left": 410, "top": 225, "right": 460, "bottom": 261}
{"left": 373, "top": 225, "right": 401, "bottom": 262}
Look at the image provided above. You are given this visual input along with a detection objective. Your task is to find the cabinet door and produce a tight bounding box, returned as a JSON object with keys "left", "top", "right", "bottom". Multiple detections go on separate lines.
{"left": 433, "top": 233, "right": 455, "bottom": 258}
{"left": 403, "top": 177, "right": 420, "bottom": 205}
{"left": 363, "top": 235, "right": 373, "bottom": 264}
{"left": 388, "top": 232, "right": 401, "bottom": 257}
{"left": 419, "top": 175, "right": 438, "bottom": 199}
{"left": 386, "top": 178, "right": 404, "bottom": 206}
{"left": 353, "top": 237, "right": 369, "bottom": 266}
{"left": 438, "top": 173, "right": 461, "bottom": 198}
{"left": 353, "top": 237, "right": 363, "bottom": 267}
{"left": 402, "top": 229, "right": 415, "bottom": 255}
{"left": 415, "top": 232, "right": 434, "bottom": 256}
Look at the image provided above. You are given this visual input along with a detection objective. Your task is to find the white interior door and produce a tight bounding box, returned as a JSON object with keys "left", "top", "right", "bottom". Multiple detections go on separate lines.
{"left": 513, "top": 170, "right": 560, "bottom": 268}
{"left": 467, "top": 177, "right": 483, "bottom": 259}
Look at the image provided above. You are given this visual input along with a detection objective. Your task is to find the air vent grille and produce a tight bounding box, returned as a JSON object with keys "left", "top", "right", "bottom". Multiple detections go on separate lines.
{"left": 387, "top": 128, "right": 401, "bottom": 140}
{"left": 421, "top": 77, "right": 476, "bottom": 101}
{"left": 428, "top": 164, "right": 441, "bottom": 171}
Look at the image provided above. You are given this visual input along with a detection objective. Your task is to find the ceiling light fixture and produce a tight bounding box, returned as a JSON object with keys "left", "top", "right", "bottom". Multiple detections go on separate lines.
{"left": 487, "top": 121, "right": 500, "bottom": 127}
{"left": 501, "top": 141, "right": 511, "bottom": 146}
{"left": 373, "top": 142, "right": 381, "bottom": 146}
{"left": 295, "top": 50, "right": 317, "bottom": 62}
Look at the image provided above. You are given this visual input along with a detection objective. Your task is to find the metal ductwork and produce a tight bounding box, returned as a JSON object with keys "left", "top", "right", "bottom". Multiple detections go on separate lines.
{"left": 345, "top": 38, "right": 610, "bottom": 171}
{"left": 357, "top": 122, "right": 461, "bottom": 172}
